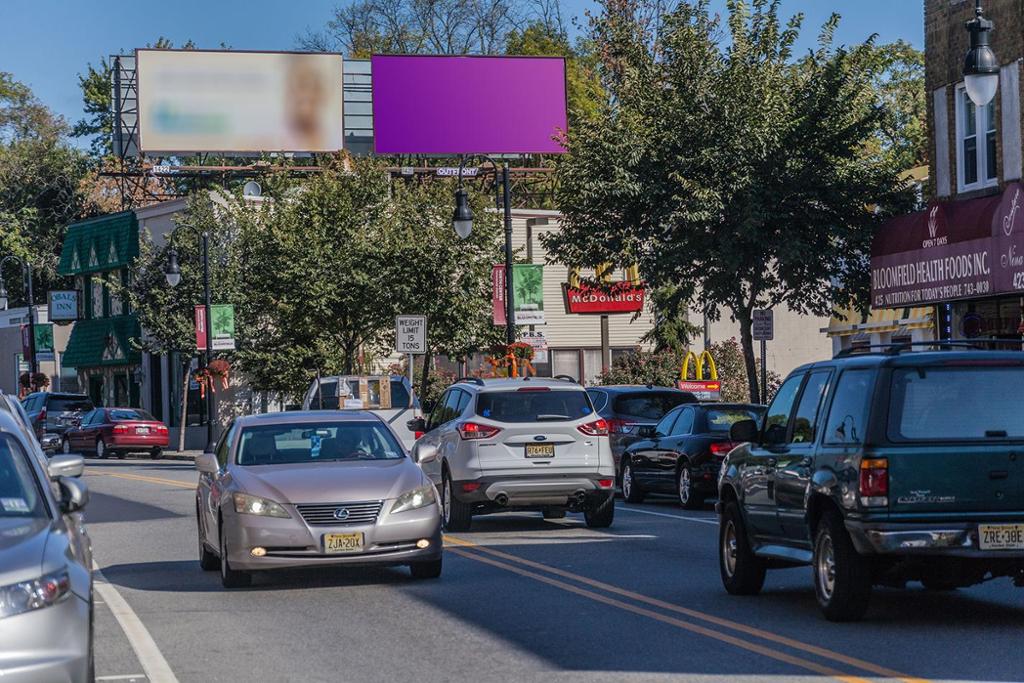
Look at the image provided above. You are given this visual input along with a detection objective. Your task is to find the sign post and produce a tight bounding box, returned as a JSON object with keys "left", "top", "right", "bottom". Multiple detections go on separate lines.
{"left": 752, "top": 309, "right": 774, "bottom": 404}
{"left": 396, "top": 316, "right": 427, "bottom": 410}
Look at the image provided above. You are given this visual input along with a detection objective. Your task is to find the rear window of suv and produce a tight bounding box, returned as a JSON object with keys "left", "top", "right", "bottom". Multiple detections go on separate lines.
{"left": 612, "top": 392, "right": 691, "bottom": 420}
{"left": 888, "top": 365, "right": 1024, "bottom": 440}
{"left": 47, "top": 396, "right": 93, "bottom": 413}
{"left": 477, "top": 390, "right": 593, "bottom": 423}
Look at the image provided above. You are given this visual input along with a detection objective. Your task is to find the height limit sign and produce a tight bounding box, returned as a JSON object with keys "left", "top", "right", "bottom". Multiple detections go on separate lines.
{"left": 395, "top": 315, "right": 427, "bottom": 354}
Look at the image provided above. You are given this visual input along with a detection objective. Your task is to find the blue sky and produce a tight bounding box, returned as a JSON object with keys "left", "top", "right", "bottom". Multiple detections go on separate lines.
{"left": 1, "top": 0, "right": 923, "bottom": 138}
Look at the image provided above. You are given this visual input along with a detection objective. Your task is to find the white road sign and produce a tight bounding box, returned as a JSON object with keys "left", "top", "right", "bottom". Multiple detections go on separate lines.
{"left": 752, "top": 309, "right": 774, "bottom": 341}
{"left": 396, "top": 315, "right": 427, "bottom": 354}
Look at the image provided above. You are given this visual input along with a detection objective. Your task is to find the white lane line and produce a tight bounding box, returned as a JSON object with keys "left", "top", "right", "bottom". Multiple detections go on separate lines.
{"left": 616, "top": 505, "right": 718, "bottom": 525}
{"left": 92, "top": 562, "right": 178, "bottom": 683}
{"left": 96, "top": 676, "right": 148, "bottom": 681}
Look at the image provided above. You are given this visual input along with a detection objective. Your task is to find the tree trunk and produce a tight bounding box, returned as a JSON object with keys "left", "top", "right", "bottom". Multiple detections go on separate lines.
{"left": 736, "top": 309, "right": 760, "bottom": 404}
{"left": 178, "top": 360, "right": 189, "bottom": 452}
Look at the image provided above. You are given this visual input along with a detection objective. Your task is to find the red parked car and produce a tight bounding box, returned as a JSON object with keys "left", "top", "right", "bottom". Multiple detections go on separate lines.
{"left": 62, "top": 407, "right": 170, "bottom": 459}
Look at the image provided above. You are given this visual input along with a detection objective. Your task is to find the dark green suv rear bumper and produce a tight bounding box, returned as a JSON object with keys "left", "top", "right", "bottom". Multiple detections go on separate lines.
{"left": 847, "top": 520, "right": 1024, "bottom": 558}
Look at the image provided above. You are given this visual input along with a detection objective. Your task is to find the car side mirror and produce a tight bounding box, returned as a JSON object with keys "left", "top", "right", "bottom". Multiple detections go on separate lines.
{"left": 47, "top": 454, "right": 84, "bottom": 479}
{"left": 729, "top": 419, "right": 760, "bottom": 443}
{"left": 195, "top": 452, "right": 219, "bottom": 474}
{"left": 406, "top": 417, "right": 427, "bottom": 434}
{"left": 414, "top": 443, "right": 439, "bottom": 465}
{"left": 59, "top": 476, "right": 89, "bottom": 513}
{"left": 637, "top": 425, "right": 657, "bottom": 439}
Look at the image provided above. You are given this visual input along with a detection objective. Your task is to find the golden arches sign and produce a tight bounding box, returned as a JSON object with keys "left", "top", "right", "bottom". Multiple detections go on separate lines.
{"left": 680, "top": 350, "right": 718, "bottom": 381}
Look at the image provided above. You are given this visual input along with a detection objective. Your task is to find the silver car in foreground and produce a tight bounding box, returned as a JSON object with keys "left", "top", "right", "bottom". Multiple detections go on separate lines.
{"left": 0, "top": 411, "right": 93, "bottom": 682}
{"left": 195, "top": 411, "right": 442, "bottom": 588}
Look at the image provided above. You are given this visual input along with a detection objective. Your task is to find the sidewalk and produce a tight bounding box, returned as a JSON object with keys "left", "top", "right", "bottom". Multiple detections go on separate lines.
{"left": 162, "top": 450, "right": 201, "bottom": 461}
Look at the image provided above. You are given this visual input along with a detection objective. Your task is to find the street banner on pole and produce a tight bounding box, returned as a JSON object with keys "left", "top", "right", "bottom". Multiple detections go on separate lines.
{"left": 492, "top": 265, "right": 507, "bottom": 326}
{"left": 395, "top": 315, "right": 427, "bottom": 354}
{"left": 194, "top": 305, "right": 207, "bottom": 351}
{"left": 210, "top": 304, "right": 236, "bottom": 351}
{"left": 513, "top": 264, "right": 545, "bottom": 325}
{"left": 22, "top": 324, "right": 54, "bottom": 362}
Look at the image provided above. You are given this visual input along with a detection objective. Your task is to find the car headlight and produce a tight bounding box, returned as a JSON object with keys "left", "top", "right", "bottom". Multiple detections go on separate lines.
{"left": 233, "top": 492, "right": 290, "bottom": 518}
{"left": 390, "top": 484, "right": 436, "bottom": 514}
{"left": 0, "top": 569, "right": 71, "bottom": 619}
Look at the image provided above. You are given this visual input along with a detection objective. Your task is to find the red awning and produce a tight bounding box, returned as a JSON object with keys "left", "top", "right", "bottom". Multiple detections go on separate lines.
{"left": 871, "top": 192, "right": 1002, "bottom": 259}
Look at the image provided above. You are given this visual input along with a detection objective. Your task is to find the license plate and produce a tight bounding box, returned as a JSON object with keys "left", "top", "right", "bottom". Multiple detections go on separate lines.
{"left": 525, "top": 443, "right": 555, "bottom": 458}
{"left": 136, "top": 427, "right": 150, "bottom": 435}
{"left": 979, "top": 524, "right": 1024, "bottom": 550}
{"left": 324, "top": 532, "right": 364, "bottom": 554}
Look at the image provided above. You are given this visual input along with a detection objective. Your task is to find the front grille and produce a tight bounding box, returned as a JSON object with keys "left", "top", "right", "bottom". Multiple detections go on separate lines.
{"left": 295, "top": 500, "right": 383, "bottom": 526}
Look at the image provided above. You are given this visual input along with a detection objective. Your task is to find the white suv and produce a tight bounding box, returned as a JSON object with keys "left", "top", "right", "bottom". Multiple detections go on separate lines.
{"left": 408, "top": 377, "right": 616, "bottom": 531}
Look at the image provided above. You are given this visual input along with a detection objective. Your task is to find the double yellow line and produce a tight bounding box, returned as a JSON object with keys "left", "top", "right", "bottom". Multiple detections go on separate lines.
{"left": 86, "top": 468, "right": 927, "bottom": 682}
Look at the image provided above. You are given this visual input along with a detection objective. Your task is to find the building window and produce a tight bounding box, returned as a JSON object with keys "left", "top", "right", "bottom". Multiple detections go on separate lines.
{"left": 956, "top": 85, "right": 998, "bottom": 192}
{"left": 90, "top": 277, "right": 104, "bottom": 319}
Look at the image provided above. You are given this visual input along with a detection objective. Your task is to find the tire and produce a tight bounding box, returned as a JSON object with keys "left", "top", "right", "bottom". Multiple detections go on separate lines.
{"left": 621, "top": 461, "right": 646, "bottom": 504}
{"left": 813, "top": 509, "right": 872, "bottom": 622}
{"left": 95, "top": 439, "right": 106, "bottom": 459}
{"left": 198, "top": 506, "right": 218, "bottom": 571}
{"left": 409, "top": 557, "right": 443, "bottom": 579}
{"left": 542, "top": 507, "right": 567, "bottom": 520}
{"left": 219, "top": 520, "right": 252, "bottom": 588}
{"left": 151, "top": 447, "right": 163, "bottom": 460}
{"left": 584, "top": 492, "right": 615, "bottom": 528}
{"left": 62, "top": 437, "right": 72, "bottom": 455}
{"left": 677, "top": 465, "right": 704, "bottom": 510}
{"left": 719, "top": 501, "right": 767, "bottom": 595}
{"left": 441, "top": 471, "right": 472, "bottom": 532}
{"left": 116, "top": 450, "right": 127, "bottom": 460}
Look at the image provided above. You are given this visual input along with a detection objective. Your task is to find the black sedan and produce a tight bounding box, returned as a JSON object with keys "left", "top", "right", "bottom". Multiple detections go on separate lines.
{"left": 620, "top": 403, "right": 765, "bottom": 509}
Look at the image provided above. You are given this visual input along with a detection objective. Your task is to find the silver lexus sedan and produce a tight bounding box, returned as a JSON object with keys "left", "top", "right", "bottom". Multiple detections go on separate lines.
{"left": 195, "top": 411, "right": 442, "bottom": 588}
{"left": 0, "top": 411, "right": 93, "bottom": 682}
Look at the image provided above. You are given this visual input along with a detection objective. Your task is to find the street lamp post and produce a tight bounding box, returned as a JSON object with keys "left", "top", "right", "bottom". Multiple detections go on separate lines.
{"left": 452, "top": 155, "right": 516, "bottom": 346}
{"left": 0, "top": 255, "right": 38, "bottom": 376}
{"left": 964, "top": 0, "right": 999, "bottom": 107}
{"left": 164, "top": 230, "right": 215, "bottom": 452}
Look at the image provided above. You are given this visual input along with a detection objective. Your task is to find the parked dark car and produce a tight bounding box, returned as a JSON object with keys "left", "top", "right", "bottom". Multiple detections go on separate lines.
{"left": 621, "top": 403, "right": 765, "bottom": 509}
{"left": 62, "top": 407, "right": 169, "bottom": 459}
{"left": 586, "top": 385, "right": 697, "bottom": 480}
{"left": 719, "top": 347, "right": 1024, "bottom": 622}
{"left": 20, "top": 392, "right": 94, "bottom": 440}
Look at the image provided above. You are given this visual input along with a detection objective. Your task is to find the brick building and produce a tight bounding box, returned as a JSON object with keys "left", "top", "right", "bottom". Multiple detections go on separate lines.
{"left": 868, "top": 0, "right": 1024, "bottom": 343}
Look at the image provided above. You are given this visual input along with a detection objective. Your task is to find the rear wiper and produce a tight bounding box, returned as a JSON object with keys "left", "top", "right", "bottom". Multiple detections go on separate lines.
{"left": 536, "top": 414, "right": 569, "bottom": 421}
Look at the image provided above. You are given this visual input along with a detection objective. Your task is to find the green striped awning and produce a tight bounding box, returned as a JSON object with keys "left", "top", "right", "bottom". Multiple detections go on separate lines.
{"left": 58, "top": 211, "right": 139, "bottom": 277}
{"left": 61, "top": 316, "right": 141, "bottom": 368}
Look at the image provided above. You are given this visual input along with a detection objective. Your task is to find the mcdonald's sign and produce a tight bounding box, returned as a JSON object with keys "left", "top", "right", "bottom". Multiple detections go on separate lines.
{"left": 678, "top": 350, "right": 721, "bottom": 400}
{"left": 562, "top": 265, "right": 646, "bottom": 315}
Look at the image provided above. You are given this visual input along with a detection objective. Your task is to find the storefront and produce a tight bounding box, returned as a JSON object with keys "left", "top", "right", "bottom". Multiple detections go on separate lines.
{"left": 871, "top": 181, "right": 1024, "bottom": 342}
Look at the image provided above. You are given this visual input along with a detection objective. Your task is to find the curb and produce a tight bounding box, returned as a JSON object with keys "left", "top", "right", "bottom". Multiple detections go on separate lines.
{"left": 162, "top": 453, "right": 199, "bottom": 462}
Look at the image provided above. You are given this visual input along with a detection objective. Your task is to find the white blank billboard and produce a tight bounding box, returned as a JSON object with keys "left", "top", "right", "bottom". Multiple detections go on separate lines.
{"left": 136, "top": 50, "right": 344, "bottom": 154}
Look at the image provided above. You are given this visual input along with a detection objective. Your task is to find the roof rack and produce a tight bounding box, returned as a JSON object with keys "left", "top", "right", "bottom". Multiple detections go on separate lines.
{"left": 834, "top": 338, "right": 1024, "bottom": 358}
{"left": 454, "top": 377, "right": 485, "bottom": 386}
{"left": 554, "top": 374, "right": 579, "bottom": 383}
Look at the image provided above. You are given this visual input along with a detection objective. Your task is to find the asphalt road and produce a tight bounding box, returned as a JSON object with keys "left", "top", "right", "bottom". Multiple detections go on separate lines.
{"left": 80, "top": 457, "right": 1024, "bottom": 683}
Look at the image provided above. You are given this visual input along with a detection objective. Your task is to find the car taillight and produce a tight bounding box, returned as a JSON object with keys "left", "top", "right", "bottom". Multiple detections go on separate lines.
{"left": 457, "top": 422, "right": 501, "bottom": 440}
{"left": 113, "top": 424, "right": 130, "bottom": 434}
{"left": 606, "top": 418, "right": 637, "bottom": 434}
{"left": 597, "top": 478, "right": 614, "bottom": 489}
{"left": 37, "top": 408, "right": 46, "bottom": 423}
{"left": 156, "top": 425, "right": 168, "bottom": 434}
{"left": 710, "top": 442, "right": 737, "bottom": 456}
{"left": 414, "top": 431, "right": 424, "bottom": 440}
{"left": 578, "top": 419, "right": 609, "bottom": 436}
{"left": 859, "top": 458, "right": 888, "bottom": 505}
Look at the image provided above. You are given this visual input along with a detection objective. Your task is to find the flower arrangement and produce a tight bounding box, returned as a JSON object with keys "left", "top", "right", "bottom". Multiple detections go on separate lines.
{"left": 485, "top": 342, "right": 536, "bottom": 378}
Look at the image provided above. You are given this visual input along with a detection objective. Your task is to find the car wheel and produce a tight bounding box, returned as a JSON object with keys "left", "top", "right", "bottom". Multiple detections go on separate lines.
{"left": 95, "top": 439, "right": 106, "bottom": 459}
{"left": 542, "top": 507, "right": 567, "bottom": 520}
{"left": 151, "top": 447, "right": 163, "bottom": 460}
{"left": 198, "top": 506, "right": 218, "bottom": 571}
{"left": 677, "top": 465, "right": 704, "bottom": 510}
{"left": 621, "top": 461, "right": 645, "bottom": 504}
{"left": 441, "top": 471, "right": 472, "bottom": 532}
{"left": 813, "top": 509, "right": 872, "bottom": 622}
{"left": 61, "top": 437, "right": 71, "bottom": 455}
{"left": 219, "top": 519, "right": 252, "bottom": 588}
{"left": 719, "top": 501, "right": 766, "bottom": 595}
{"left": 584, "top": 492, "right": 615, "bottom": 528}
{"left": 409, "top": 557, "right": 443, "bottom": 579}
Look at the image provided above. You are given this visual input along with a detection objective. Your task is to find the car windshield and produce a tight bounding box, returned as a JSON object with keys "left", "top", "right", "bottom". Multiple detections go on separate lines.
{"left": 612, "top": 391, "right": 691, "bottom": 420}
{"left": 888, "top": 366, "right": 1024, "bottom": 440}
{"left": 706, "top": 408, "right": 766, "bottom": 432}
{"left": 0, "top": 434, "right": 47, "bottom": 520}
{"left": 110, "top": 409, "right": 156, "bottom": 421}
{"left": 476, "top": 390, "right": 593, "bottom": 423}
{"left": 48, "top": 396, "right": 93, "bottom": 413}
{"left": 236, "top": 421, "right": 404, "bottom": 465}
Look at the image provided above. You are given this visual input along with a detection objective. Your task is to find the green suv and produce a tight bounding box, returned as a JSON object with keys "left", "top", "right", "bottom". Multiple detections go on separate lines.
{"left": 718, "top": 346, "right": 1024, "bottom": 621}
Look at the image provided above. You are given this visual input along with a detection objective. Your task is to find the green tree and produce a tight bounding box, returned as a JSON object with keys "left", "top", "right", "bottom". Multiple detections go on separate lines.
{"left": 544, "top": 0, "right": 914, "bottom": 402}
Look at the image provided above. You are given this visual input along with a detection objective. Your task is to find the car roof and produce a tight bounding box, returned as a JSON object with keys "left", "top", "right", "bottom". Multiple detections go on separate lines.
{"left": 233, "top": 410, "right": 386, "bottom": 427}
{"left": 450, "top": 378, "right": 587, "bottom": 392}
{"left": 791, "top": 349, "right": 1024, "bottom": 374}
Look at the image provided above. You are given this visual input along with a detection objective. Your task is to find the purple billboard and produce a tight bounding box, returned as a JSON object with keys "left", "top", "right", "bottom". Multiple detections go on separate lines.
{"left": 871, "top": 182, "right": 1024, "bottom": 308}
{"left": 371, "top": 55, "right": 567, "bottom": 155}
